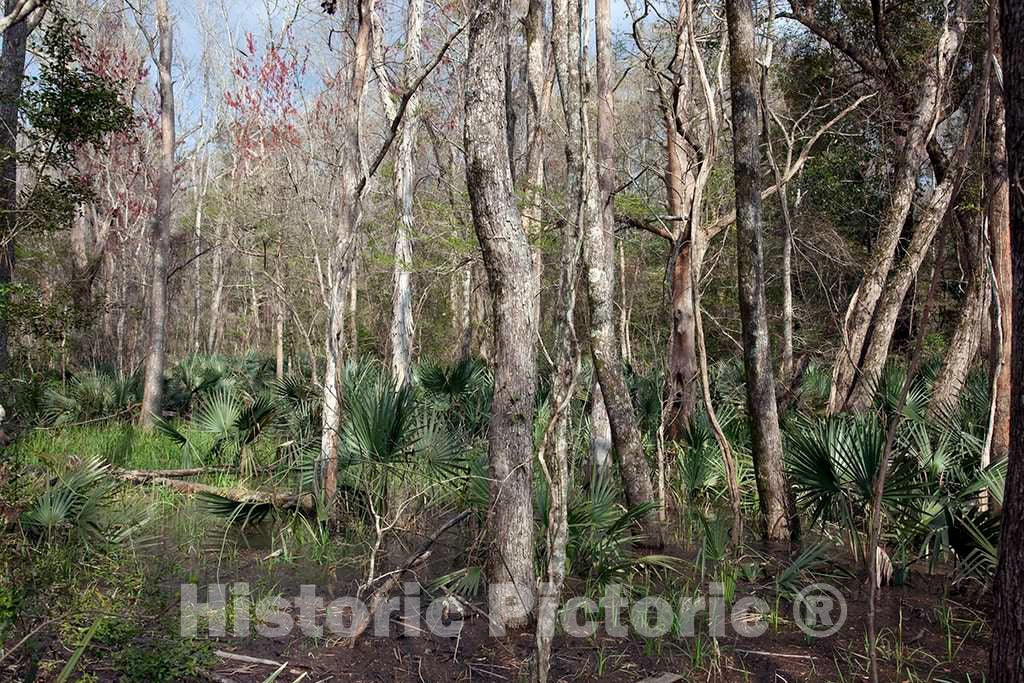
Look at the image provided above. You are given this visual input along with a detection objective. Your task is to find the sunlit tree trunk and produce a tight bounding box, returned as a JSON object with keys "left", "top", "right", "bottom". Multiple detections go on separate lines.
{"left": 536, "top": 6, "right": 585, "bottom": 674}
{"left": 726, "top": 0, "right": 795, "bottom": 542}
{"left": 141, "top": 0, "right": 175, "bottom": 429}
{"left": 320, "top": 0, "right": 372, "bottom": 520}
{"left": 988, "top": 9, "right": 1011, "bottom": 465}
{"left": 587, "top": 0, "right": 616, "bottom": 476}
{"left": 380, "top": 0, "right": 423, "bottom": 387}
{"left": 464, "top": 0, "right": 537, "bottom": 629}
{"left": 990, "top": 0, "right": 1024, "bottom": 675}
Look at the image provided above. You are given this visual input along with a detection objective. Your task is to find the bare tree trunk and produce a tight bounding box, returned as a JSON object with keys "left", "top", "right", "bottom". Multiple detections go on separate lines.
{"left": 844, "top": 83, "right": 985, "bottom": 413}
{"left": 990, "top": 0, "right": 1024, "bottom": 675}
{"left": 988, "top": 9, "right": 1011, "bottom": 465}
{"left": 141, "top": 0, "right": 175, "bottom": 429}
{"left": 932, "top": 218, "right": 991, "bottom": 411}
{"left": 274, "top": 246, "right": 285, "bottom": 381}
{"left": 828, "top": 2, "right": 970, "bottom": 413}
{"left": 464, "top": 0, "right": 537, "bottom": 630}
{"left": 521, "top": 0, "right": 550, "bottom": 345}
{"left": 382, "top": 0, "right": 423, "bottom": 387}
{"left": 0, "top": 0, "right": 37, "bottom": 373}
{"left": 535, "top": 4, "right": 584, "bottom": 671}
{"left": 726, "top": 0, "right": 795, "bottom": 542}
{"left": 572, "top": 0, "right": 662, "bottom": 548}
{"left": 320, "top": 0, "right": 372, "bottom": 520}
{"left": 207, "top": 218, "right": 225, "bottom": 354}
{"left": 589, "top": 380, "right": 612, "bottom": 473}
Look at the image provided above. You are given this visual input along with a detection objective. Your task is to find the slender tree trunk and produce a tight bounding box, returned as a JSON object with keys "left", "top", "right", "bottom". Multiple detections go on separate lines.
{"left": 0, "top": 0, "right": 33, "bottom": 373}
{"left": 521, "top": 0, "right": 550, "bottom": 345}
{"left": 990, "top": 0, "right": 1024, "bottom": 676}
{"left": 535, "top": 4, "right": 584, "bottom": 671}
{"left": 385, "top": 0, "right": 422, "bottom": 387}
{"left": 568, "top": 0, "right": 662, "bottom": 548}
{"left": 207, "top": 218, "right": 224, "bottom": 354}
{"left": 464, "top": 0, "right": 537, "bottom": 629}
{"left": 140, "top": 0, "right": 175, "bottom": 429}
{"left": 320, "top": 0, "right": 372, "bottom": 520}
{"left": 932, "top": 218, "right": 991, "bottom": 411}
{"left": 726, "top": 0, "right": 795, "bottom": 542}
{"left": 274, "top": 247, "right": 285, "bottom": 381}
{"left": 828, "top": 2, "right": 969, "bottom": 413}
{"left": 988, "top": 8, "right": 1011, "bottom": 464}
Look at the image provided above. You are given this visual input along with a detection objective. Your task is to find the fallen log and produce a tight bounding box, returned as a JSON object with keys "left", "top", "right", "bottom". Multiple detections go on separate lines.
{"left": 111, "top": 468, "right": 316, "bottom": 514}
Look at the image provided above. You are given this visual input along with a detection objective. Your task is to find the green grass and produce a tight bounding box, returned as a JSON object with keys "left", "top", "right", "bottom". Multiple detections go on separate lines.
{"left": 9, "top": 424, "right": 184, "bottom": 470}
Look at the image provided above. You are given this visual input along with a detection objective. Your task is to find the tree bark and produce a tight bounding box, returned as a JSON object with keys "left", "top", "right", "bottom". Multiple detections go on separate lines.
{"left": 464, "top": 0, "right": 537, "bottom": 630}
{"left": 726, "top": 0, "right": 795, "bottom": 542}
{"left": 931, "top": 217, "right": 991, "bottom": 411}
{"left": 577, "top": 0, "right": 662, "bottom": 549}
{"left": 827, "top": 1, "right": 970, "bottom": 413}
{"left": 536, "top": 5, "right": 584, "bottom": 673}
{"left": 990, "top": 0, "right": 1024, "bottom": 676}
{"left": 844, "top": 81, "right": 985, "bottom": 413}
{"left": 0, "top": 0, "right": 31, "bottom": 374}
{"left": 988, "top": 8, "right": 1011, "bottom": 465}
{"left": 378, "top": 0, "right": 423, "bottom": 388}
{"left": 140, "top": 0, "right": 175, "bottom": 429}
{"left": 320, "top": 0, "right": 372, "bottom": 519}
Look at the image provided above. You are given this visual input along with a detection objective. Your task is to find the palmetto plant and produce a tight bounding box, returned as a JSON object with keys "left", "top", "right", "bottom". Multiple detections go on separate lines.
{"left": 785, "top": 415, "right": 924, "bottom": 565}
{"left": 21, "top": 455, "right": 146, "bottom": 545}
{"left": 41, "top": 370, "right": 140, "bottom": 425}
{"left": 416, "top": 357, "right": 493, "bottom": 437}
{"left": 156, "top": 387, "right": 276, "bottom": 475}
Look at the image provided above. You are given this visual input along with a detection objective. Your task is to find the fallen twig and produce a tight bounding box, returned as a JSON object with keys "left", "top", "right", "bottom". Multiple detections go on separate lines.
{"left": 344, "top": 509, "right": 472, "bottom": 647}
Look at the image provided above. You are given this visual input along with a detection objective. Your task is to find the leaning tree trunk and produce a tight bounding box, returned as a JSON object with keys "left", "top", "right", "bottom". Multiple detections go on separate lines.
{"left": 828, "top": 1, "right": 969, "bottom": 413}
{"left": 464, "top": 0, "right": 537, "bottom": 630}
{"left": 988, "top": 9, "right": 1012, "bottom": 465}
{"left": 578, "top": 0, "right": 662, "bottom": 548}
{"left": 726, "top": 0, "right": 795, "bottom": 542}
{"left": 844, "top": 81, "right": 985, "bottom": 413}
{"left": 931, "top": 218, "right": 991, "bottom": 412}
{"left": 990, "top": 0, "right": 1024, "bottom": 676}
{"left": 0, "top": 0, "right": 32, "bottom": 374}
{"left": 140, "top": 0, "right": 175, "bottom": 429}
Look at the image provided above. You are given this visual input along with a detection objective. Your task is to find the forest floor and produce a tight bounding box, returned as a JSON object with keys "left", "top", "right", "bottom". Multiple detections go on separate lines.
{"left": 1, "top": 427, "right": 992, "bottom": 682}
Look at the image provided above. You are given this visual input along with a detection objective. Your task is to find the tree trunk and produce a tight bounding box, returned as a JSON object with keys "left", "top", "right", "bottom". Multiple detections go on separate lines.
{"left": 990, "top": 0, "right": 1024, "bottom": 676}
{"left": 0, "top": 0, "right": 33, "bottom": 373}
{"left": 665, "top": 239, "right": 696, "bottom": 440}
{"left": 931, "top": 218, "right": 990, "bottom": 411}
{"left": 521, "top": 0, "right": 550, "bottom": 347}
{"left": 464, "top": 0, "right": 537, "bottom": 630}
{"left": 844, "top": 81, "right": 985, "bottom": 413}
{"left": 828, "top": 2, "right": 970, "bottom": 413}
{"left": 274, "top": 248, "right": 285, "bottom": 381}
{"left": 384, "top": 0, "right": 422, "bottom": 388}
{"left": 140, "top": 0, "right": 175, "bottom": 429}
{"left": 207, "top": 218, "right": 225, "bottom": 354}
{"left": 320, "top": 0, "right": 372, "bottom": 520}
{"left": 576, "top": 0, "right": 662, "bottom": 549}
{"left": 988, "top": 9, "right": 1011, "bottom": 465}
{"left": 536, "top": 5, "right": 585, "bottom": 673}
{"left": 726, "top": 0, "right": 795, "bottom": 542}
